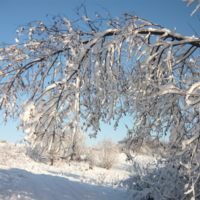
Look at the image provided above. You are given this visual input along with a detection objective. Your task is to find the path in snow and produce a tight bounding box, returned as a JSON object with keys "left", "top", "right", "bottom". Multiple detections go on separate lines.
{"left": 0, "top": 165, "right": 129, "bottom": 200}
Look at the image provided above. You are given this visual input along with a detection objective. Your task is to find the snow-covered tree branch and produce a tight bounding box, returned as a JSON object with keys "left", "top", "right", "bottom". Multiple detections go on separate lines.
{"left": 0, "top": 1, "right": 200, "bottom": 198}
{"left": 182, "top": 0, "right": 200, "bottom": 15}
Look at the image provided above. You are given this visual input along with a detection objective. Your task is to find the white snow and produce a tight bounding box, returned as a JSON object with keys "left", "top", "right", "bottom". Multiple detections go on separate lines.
{"left": 82, "top": 16, "right": 90, "bottom": 21}
{"left": 0, "top": 143, "right": 157, "bottom": 200}
{"left": 15, "top": 38, "right": 20, "bottom": 43}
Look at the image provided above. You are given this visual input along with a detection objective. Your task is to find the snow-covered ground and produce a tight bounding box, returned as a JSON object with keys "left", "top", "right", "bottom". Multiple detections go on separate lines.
{"left": 0, "top": 143, "right": 158, "bottom": 200}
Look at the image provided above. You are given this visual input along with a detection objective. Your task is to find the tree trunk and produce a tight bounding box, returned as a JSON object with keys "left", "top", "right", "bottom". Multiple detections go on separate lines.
{"left": 50, "top": 158, "right": 54, "bottom": 166}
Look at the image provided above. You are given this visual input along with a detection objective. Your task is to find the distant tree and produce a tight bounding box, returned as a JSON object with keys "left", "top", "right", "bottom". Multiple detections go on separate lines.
{"left": 0, "top": 0, "right": 200, "bottom": 198}
{"left": 32, "top": 127, "right": 86, "bottom": 165}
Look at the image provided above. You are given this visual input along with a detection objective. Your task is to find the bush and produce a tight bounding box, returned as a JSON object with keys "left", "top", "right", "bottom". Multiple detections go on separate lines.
{"left": 26, "top": 143, "right": 47, "bottom": 163}
{"left": 85, "top": 148, "right": 98, "bottom": 169}
{"left": 70, "top": 131, "right": 87, "bottom": 162}
{"left": 86, "top": 139, "right": 119, "bottom": 169}
{"left": 123, "top": 157, "right": 200, "bottom": 200}
{"left": 0, "top": 143, "right": 33, "bottom": 166}
{"left": 96, "top": 139, "right": 119, "bottom": 169}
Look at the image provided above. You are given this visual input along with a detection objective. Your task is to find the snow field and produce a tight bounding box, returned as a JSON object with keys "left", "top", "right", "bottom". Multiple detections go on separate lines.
{"left": 0, "top": 143, "right": 158, "bottom": 200}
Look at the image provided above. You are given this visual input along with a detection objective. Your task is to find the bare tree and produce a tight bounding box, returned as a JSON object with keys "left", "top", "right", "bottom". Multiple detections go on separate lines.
{"left": 0, "top": 0, "right": 200, "bottom": 198}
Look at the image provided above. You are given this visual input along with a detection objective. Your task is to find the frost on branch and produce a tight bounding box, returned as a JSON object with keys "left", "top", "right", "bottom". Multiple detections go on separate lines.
{"left": 0, "top": 6, "right": 200, "bottom": 199}
{"left": 182, "top": 0, "right": 200, "bottom": 15}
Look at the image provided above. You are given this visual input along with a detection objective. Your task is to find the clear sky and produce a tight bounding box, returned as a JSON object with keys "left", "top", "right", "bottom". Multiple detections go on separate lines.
{"left": 0, "top": 0, "right": 199, "bottom": 145}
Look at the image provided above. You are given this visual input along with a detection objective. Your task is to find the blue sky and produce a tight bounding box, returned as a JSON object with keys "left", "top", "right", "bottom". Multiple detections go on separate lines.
{"left": 0, "top": 0, "right": 199, "bottom": 145}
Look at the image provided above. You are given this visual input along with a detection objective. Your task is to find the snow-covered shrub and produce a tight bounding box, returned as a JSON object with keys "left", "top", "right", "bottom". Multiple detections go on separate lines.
{"left": 86, "top": 147, "right": 99, "bottom": 169}
{"left": 70, "top": 131, "right": 87, "bottom": 162}
{"left": 0, "top": 143, "right": 33, "bottom": 166}
{"left": 96, "top": 139, "right": 119, "bottom": 169}
{"left": 123, "top": 157, "right": 200, "bottom": 200}
{"left": 26, "top": 143, "right": 47, "bottom": 163}
{"left": 85, "top": 139, "right": 119, "bottom": 169}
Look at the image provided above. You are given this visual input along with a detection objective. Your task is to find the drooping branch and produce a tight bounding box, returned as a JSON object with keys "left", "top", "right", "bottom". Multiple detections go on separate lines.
{"left": 0, "top": 11, "right": 200, "bottom": 199}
